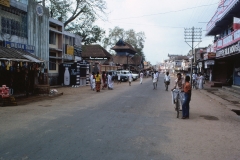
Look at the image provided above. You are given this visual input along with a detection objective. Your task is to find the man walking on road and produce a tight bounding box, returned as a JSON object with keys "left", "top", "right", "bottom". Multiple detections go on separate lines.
{"left": 153, "top": 71, "right": 158, "bottom": 90}
{"left": 164, "top": 72, "right": 171, "bottom": 91}
{"left": 128, "top": 72, "right": 133, "bottom": 86}
{"left": 140, "top": 71, "right": 143, "bottom": 84}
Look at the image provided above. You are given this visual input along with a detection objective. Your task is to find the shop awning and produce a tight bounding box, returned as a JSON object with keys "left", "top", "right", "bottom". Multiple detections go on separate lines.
{"left": 0, "top": 46, "right": 43, "bottom": 63}
{"left": 22, "top": 55, "right": 44, "bottom": 63}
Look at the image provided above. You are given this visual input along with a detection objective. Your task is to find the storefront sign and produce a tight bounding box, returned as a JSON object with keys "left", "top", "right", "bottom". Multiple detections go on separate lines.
{"left": 5, "top": 41, "right": 35, "bottom": 54}
{"left": 64, "top": 54, "right": 74, "bottom": 60}
{"left": 204, "top": 52, "right": 216, "bottom": 60}
{"left": 216, "top": 42, "right": 240, "bottom": 57}
{"left": 0, "top": 0, "right": 10, "bottom": 7}
{"left": 66, "top": 45, "right": 74, "bottom": 55}
{"left": 204, "top": 60, "right": 215, "bottom": 69}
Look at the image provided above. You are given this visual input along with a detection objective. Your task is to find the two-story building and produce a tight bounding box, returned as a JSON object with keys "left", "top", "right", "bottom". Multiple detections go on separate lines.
{"left": 206, "top": 0, "right": 240, "bottom": 86}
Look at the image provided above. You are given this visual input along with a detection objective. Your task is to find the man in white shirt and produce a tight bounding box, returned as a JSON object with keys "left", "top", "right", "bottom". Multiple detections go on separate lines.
{"left": 153, "top": 71, "right": 158, "bottom": 90}
{"left": 140, "top": 71, "right": 143, "bottom": 84}
{"left": 192, "top": 73, "right": 197, "bottom": 89}
{"left": 117, "top": 73, "right": 121, "bottom": 84}
{"left": 164, "top": 72, "right": 171, "bottom": 91}
{"left": 108, "top": 73, "right": 113, "bottom": 90}
{"left": 90, "top": 72, "right": 94, "bottom": 90}
{"left": 128, "top": 73, "right": 133, "bottom": 86}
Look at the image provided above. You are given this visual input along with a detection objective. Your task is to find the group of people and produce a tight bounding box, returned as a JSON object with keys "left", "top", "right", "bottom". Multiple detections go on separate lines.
{"left": 171, "top": 73, "right": 191, "bottom": 119}
{"left": 90, "top": 72, "right": 114, "bottom": 92}
{"left": 192, "top": 73, "right": 205, "bottom": 89}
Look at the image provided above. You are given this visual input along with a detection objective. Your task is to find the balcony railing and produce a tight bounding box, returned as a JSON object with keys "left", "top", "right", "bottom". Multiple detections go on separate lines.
{"left": 215, "top": 29, "right": 240, "bottom": 49}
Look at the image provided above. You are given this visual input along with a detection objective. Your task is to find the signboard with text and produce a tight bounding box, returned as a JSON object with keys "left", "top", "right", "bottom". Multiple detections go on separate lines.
{"left": 216, "top": 41, "right": 240, "bottom": 58}
{"left": 66, "top": 44, "right": 74, "bottom": 55}
{"left": 5, "top": 41, "right": 35, "bottom": 54}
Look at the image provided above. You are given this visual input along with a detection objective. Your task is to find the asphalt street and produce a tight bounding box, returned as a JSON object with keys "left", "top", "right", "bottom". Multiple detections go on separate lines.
{"left": 0, "top": 74, "right": 240, "bottom": 160}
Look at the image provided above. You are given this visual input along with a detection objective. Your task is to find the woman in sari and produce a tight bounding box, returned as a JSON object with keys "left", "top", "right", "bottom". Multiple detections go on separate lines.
{"left": 95, "top": 72, "right": 101, "bottom": 92}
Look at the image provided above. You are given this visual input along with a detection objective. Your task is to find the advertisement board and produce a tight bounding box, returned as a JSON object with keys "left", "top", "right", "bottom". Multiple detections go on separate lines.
{"left": 59, "top": 61, "right": 89, "bottom": 86}
{"left": 66, "top": 45, "right": 74, "bottom": 55}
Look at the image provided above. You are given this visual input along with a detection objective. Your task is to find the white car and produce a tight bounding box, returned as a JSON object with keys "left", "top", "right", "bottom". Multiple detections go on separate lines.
{"left": 129, "top": 71, "right": 139, "bottom": 80}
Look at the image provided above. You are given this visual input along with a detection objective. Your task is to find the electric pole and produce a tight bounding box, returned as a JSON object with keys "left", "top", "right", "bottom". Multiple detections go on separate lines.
{"left": 184, "top": 27, "right": 202, "bottom": 87}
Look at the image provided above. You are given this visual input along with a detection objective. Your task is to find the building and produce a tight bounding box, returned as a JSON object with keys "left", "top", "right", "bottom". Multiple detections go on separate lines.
{"left": 0, "top": 0, "right": 47, "bottom": 95}
{"left": 48, "top": 18, "right": 64, "bottom": 85}
{"left": 82, "top": 44, "right": 112, "bottom": 73}
{"left": 111, "top": 39, "right": 143, "bottom": 71}
{"left": 206, "top": 0, "right": 240, "bottom": 86}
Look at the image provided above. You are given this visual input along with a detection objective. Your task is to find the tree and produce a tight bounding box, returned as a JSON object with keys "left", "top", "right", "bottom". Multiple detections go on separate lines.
{"left": 102, "top": 27, "right": 146, "bottom": 60}
{"left": 41, "top": 0, "right": 107, "bottom": 44}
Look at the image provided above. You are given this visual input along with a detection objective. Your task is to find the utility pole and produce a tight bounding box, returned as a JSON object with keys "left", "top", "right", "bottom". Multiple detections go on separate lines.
{"left": 184, "top": 27, "right": 202, "bottom": 87}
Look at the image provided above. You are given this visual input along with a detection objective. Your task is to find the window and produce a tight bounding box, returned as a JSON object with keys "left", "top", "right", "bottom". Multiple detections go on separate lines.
{"left": 49, "top": 31, "right": 56, "bottom": 45}
{"left": 49, "top": 52, "right": 57, "bottom": 57}
{"left": 1, "top": 17, "right": 22, "bottom": 36}
{"left": 49, "top": 58, "right": 56, "bottom": 70}
{"left": 65, "top": 35, "right": 69, "bottom": 44}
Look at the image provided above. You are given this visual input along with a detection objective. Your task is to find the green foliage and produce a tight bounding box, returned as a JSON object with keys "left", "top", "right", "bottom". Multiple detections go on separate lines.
{"left": 44, "top": 0, "right": 107, "bottom": 44}
{"left": 103, "top": 27, "right": 146, "bottom": 60}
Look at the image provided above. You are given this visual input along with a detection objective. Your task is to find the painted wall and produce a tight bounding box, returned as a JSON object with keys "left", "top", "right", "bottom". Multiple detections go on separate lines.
{"left": 27, "top": 1, "right": 49, "bottom": 67}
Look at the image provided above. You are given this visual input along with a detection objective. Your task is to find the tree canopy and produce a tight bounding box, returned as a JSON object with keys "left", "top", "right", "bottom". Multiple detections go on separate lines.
{"left": 102, "top": 26, "right": 146, "bottom": 60}
{"left": 40, "top": 0, "right": 107, "bottom": 44}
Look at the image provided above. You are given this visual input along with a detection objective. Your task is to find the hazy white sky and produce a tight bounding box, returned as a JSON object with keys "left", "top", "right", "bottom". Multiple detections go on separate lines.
{"left": 96, "top": 0, "right": 220, "bottom": 64}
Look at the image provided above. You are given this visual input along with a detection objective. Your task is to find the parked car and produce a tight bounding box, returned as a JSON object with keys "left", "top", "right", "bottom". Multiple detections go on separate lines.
{"left": 106, "top": 70, "right": 117, "bottom": 80}
{"left": 116, "top": 70, "right": 130, "bottom": 82}
{"left": 129, "top": 71, "right": 139, "bottom": 81}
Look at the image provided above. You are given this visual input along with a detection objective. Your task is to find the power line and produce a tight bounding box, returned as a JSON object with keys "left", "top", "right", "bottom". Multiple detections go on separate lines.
{"left": 110, "top": 2, "right": 218, "bottom": 21}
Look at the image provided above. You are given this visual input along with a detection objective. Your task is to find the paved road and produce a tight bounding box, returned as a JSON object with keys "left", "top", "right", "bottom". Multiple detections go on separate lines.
{"left": 0, "top": 74, "right": 240, "bottom": 160}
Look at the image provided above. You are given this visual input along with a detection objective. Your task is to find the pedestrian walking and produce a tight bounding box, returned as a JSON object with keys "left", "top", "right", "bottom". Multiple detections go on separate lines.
{"left": 108, "top": 73, "right": 114, "bottom": 90}
{"left": 146, "top": 70, "right": 149, "bottom": 78}
{"left": 140, "top": 71, "right": 143, "bottom": 84}
{"left": 153, "top": 71, "right": 158, "bottom": 90}
{"left": 192, "top": 72, "right": 197, "bottom": 89}
{"left": 182, "top": 75, "right": 191, "bottom": 119}
{"left": 95, "top": 72, "right": 101, "bottom": 92}
{"left": 117, "top": 72, "right": 121, "bottom": 84}
{"left": 198, "top": 73, "right": 204, "bottom": 89}
{"left": 90, "top": 72, "right": 94, "bottom": 90}
{"left": 164, "top": 72, "right": 171, "bottom": 91}
{"left": 156, "top": 71, "right": 159, "bottom": 87}
{"left": 128, "top": 73, "right": 133, "bottom": 86}
{"left": 92, "top": 75, "right": 96, "bottom": 91}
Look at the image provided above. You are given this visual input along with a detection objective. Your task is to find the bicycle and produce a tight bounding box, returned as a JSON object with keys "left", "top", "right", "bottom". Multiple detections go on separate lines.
{"left": 172, "top": 89, "right": 184, "bottom": 118}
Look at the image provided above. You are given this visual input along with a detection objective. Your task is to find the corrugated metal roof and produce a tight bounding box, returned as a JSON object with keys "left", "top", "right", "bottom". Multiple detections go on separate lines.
{"left": 0, "top": 46, "right": 43, "bottom": 62}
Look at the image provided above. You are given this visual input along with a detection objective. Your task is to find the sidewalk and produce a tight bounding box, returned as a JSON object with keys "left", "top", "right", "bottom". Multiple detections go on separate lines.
{"left": 197, "top": 81, "right": 240, "bottom": 112}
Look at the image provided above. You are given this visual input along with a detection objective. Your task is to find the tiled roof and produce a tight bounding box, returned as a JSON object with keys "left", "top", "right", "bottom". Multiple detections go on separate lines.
{"left": 82, "top": 45, "right": 112, "bottom": 58}
{"left": 0, "top": 46, "right": 43, "bottom": 62}
{"left": 111, "top": 40, "right": 137, "bottom": 53}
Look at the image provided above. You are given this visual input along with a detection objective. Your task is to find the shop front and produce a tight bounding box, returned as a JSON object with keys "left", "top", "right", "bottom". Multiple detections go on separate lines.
{"left": 0, "top": 46, "right": 45, "bottom": 96}
{"left": 214, "top": 42, "right": 240, "bottom": 85}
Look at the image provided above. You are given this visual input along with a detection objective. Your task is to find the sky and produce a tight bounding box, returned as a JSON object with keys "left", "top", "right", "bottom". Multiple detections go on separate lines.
{"left": 95, "top": 0, "right": 220, "bottom": 65}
